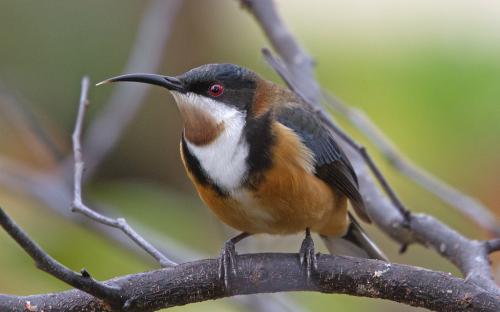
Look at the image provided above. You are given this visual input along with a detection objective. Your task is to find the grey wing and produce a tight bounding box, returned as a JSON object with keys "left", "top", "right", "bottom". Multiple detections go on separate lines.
{"left": 275, "top": 103, "right": 371, "bottom": 223}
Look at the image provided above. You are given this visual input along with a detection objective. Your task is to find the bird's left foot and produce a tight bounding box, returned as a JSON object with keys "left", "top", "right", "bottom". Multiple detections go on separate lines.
{"left": 299, "top": 228, "right": 318, "bottom": 281}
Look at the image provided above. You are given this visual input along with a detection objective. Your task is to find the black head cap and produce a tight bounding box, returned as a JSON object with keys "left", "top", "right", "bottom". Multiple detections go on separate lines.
{"left": 178, "top": 63, "right": 259, "bottom": 111}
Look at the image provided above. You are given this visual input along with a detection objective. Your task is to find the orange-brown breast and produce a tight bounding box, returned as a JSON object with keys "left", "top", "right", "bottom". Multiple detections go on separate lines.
{"left": 178, "top": 104, "right": 224, "bottom": 146}
{"left": 180, "top": 121, "right": 349, "bottom": 237}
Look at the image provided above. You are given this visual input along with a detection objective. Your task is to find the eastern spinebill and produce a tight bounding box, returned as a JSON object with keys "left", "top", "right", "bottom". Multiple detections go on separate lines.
{"left": 98, "top": 64, "right": 387, "bottom": 287}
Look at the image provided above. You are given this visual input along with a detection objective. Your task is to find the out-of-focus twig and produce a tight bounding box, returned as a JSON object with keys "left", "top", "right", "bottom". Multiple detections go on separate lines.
{"left": 0, "top": 89, "right": 64, "bottom": 163}
{"left": 321, "top": 90, "right": 500, "bottom": 236}
{"left": 71, "top": 77, "right": 176, "bottom": 268}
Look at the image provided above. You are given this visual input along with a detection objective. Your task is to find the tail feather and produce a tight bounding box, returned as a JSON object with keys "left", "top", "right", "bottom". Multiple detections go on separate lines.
{"left": 321, "top": 214, "right": 388, "bottom": 261}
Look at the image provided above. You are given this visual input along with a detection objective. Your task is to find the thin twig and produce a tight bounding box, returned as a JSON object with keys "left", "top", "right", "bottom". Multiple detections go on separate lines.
{"left": 0, "top": 207, "right": 122, "bottom": 307}
{"left": 321, "top": 90, "right": 500, "bottom": 236}
{"left": 71, "top": 76, "right": 176, "bottom": 268}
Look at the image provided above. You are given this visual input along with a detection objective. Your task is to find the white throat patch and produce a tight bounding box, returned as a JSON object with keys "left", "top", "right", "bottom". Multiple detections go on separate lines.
{"left": 172, "top": 92, "right": 249, "bottom": 191}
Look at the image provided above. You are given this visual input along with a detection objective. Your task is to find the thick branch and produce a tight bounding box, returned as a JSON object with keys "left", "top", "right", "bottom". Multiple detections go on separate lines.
{"left": 1, "top": 253, "right": 498, "bottom": 312}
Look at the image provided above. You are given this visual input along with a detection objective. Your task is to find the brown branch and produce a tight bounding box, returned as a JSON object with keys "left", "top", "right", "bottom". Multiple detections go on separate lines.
{"left": 241, "top": 0, "right": 500, "bottom": 296}
{"left": 0, "top": 251, "right": 498, "bottom": 312}
{"left": 71, "top": 77, "right": 176, "bottom": 268}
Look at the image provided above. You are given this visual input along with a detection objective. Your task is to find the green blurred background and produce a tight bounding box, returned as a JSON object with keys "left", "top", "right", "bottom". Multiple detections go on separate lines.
{"left": 0, "top": 0, "right": 499, "bottom": 311}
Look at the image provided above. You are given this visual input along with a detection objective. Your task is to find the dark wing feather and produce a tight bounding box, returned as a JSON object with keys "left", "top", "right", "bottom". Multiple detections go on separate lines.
{"left": 275, "top": 102, "right": 371, "bottom": 223}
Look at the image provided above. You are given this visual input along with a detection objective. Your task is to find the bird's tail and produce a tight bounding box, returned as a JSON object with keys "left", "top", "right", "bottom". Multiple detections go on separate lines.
{"left": 321, "top": 214, "right": 388, "bottom": 261}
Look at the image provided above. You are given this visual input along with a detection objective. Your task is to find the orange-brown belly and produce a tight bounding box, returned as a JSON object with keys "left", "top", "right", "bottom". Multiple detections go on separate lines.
{"left": 192, "top": 166, "right": 348, "bottom": 236}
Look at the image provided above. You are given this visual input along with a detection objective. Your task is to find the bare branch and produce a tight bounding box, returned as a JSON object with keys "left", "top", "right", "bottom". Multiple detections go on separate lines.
{"left": 0, "top": 207, "right": 122, "bottom": 308}
{"left": 71, "top": 77, "right": 176, "bottom": 268}
{"left": 321, "top": 90, "right": 500, "bottom": 236}
{"left": 1, "top": 252, "right": 499, "bottom": 312}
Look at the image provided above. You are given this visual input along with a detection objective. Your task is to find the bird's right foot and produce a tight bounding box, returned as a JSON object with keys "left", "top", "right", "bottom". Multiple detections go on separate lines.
{"left": 217, "top": 232, "right": 250, "bottom": 291}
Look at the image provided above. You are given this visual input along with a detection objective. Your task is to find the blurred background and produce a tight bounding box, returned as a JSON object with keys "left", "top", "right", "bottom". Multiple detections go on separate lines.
{"left": 0, "top": 0, "right": 499, "bottom": 311}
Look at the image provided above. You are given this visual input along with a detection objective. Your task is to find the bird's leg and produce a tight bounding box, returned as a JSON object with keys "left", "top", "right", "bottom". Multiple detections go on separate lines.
{"left": 299, "top": 228, "right": 318, "bottom": 281}
{"left": 218, "top": 232, "right": 251, "bottom": 291}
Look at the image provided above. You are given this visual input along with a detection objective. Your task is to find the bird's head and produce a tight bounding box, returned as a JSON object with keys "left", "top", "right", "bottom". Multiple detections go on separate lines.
{"left": 98, "top": 64, "right": 267, "bottom": 145}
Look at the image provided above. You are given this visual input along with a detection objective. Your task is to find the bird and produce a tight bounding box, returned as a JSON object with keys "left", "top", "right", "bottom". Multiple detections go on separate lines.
{"left": 97, "top": 63, "right": 387, "bottom": 288}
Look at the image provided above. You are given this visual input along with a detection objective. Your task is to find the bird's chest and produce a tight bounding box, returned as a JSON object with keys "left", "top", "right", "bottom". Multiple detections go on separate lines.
{"left": 181, "top": 122, "right": 338, "bottom": 234}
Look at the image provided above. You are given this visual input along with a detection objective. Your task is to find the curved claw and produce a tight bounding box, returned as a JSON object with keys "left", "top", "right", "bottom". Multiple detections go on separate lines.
{"left": 299, "top": 228, "right": 318, "bottom": 281}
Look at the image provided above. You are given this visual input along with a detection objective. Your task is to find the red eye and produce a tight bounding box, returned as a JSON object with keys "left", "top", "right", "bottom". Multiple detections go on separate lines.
{"left": 209, "top": 83, "right": 223, "bottom": 97}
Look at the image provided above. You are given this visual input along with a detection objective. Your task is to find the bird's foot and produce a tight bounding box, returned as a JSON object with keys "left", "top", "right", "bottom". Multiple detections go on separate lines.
{"left": 218, "top": 239, "right": 238, "bottom": 290}
{"left": 299, "top": 228, "right": 318, "bottom": 281}
{"left": 218, "top": 232, "right": 250, "bottom": 291}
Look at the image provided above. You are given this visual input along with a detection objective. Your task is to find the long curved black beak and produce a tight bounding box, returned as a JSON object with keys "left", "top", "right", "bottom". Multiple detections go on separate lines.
{"left": 96, "top": 73, "right": 185, "bottom": 92}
